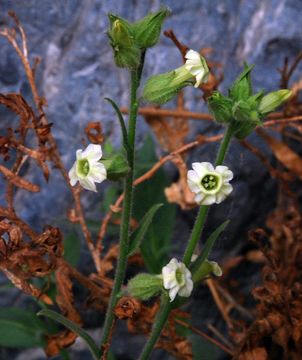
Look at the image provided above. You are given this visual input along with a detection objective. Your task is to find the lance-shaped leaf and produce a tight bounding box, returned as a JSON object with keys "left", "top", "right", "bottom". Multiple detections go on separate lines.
{"left": 128, "top": 203, "right": 163, "bottom": 256}
{"left": 191, "top": 220, "right": 229, "bottom": 279}
{"left": 37, "top": 309, "right": 100, "bottom": 360}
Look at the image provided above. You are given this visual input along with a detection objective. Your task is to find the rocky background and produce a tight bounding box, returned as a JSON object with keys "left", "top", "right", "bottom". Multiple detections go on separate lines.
{"left": 0, "top": 0, "right": 302, "bottom": 359}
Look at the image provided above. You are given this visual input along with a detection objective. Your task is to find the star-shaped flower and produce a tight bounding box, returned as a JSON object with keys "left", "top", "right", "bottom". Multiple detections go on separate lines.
{"left": 68, "top": 144, "right": 107, "bottom": 192}
{"left": 162, "top": 258, "right": 193, "bottom": 302}
{"left": 187, "top": 162, "right": 233, "bottom": 205}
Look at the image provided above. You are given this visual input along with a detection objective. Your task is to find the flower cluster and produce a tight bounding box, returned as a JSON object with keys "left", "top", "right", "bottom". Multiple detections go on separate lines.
{"left": 187, "top": 162, "right": 233, "bottom": 205}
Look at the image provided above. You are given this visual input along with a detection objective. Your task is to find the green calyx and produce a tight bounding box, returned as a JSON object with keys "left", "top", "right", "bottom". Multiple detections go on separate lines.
{"left": 107, "top": 8, "right": 169, "bottom": 69}
{"left": 132, "top": 7, "right": 170, "bottom": 49}
{"left": 100, "top": 152, "right": 130, "bottom": 181}
{"left": 127, "top": 273, "right": 163, "bottom": 301}
{"left": 207, "top": 64, "right": 291, "bottom": 139}
{"left": 192, "top": 259, "right": 222, "bottom": 283}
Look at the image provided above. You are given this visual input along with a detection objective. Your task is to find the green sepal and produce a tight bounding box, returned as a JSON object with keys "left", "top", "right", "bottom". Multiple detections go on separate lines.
{"left": 143, "top": 70, "right": 190, "bottom": 104}
{"left": 192, "top": 259, "right": 222, "bottom": 282}
{"left": 258, "top": 89, "right": 292, "bottom": 115}
{"left": 107, "top": 14, "right": 140, "bottom": 69}
{"left": 229, "top": 63, "right": 254, "bottom": 101}
{"left": 207, "top": 91, "right": 233, "bottom": 124}
{"left": 127, "top": 273, "right": 162, "bottom": 300}
{"left": 101, "top": 152, "right": 130, "bottom": 181}
{"left": 131, "top": 7, "right": 170, "bottom": 49}
{"left": 191, "top": 220, "right": 229, "bottom": 278}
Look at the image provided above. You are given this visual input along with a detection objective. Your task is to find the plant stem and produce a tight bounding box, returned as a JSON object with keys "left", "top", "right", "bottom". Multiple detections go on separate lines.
{"left": 183, "top": 124, "right": 234, "bottom": 266}
{"left": 139, "top": 296, "right": 171, "bottom": 360}
{"left": 139, "top": 125, "right": 234, "bottom": 360}
{"left": 100, "top": 66, "right": 142, "bottom": 353}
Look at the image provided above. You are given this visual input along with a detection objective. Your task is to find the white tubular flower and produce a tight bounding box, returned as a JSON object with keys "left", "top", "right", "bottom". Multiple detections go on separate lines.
{"left": 187, "top": 162, "right": 233, "bottom": 205}
{"left": 68, "top": 144, "right": 107, "bottom": 192}
{"left": 162, "top": 258, "right": 193, "bottom": 302}
{"left": 184, "top": 49, "right": 209, "bottom": 88}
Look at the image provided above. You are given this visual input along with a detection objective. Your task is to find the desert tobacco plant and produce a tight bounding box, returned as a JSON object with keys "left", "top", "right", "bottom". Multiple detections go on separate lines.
{"left": 0, "top": 8, "right": 296, "bottom": 360}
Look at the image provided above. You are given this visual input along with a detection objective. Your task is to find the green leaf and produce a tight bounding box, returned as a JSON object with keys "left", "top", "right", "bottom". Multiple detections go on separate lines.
{"left": 38, "top": 309, "right": 100, "bottom": 360}
{"left": 0, "top": 308, "right": 47, "bottom": 348}
{"left": 229, "top": 63, "right": 254, "bottom": 101}
{"left": 63, "top": 232, "right": 81, "bottom": 267}
{"left": 128, "top": 203, "right": 163, "bottom": 256}
{"left": 191, "top": 220, "right": 229, "bottom": 278}
{"left": 104, "top": 97, "right": 129, "bottom": 154}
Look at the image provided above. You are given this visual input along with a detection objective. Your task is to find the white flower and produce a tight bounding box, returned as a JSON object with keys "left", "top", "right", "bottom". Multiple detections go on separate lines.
{"left": 68, "top": 144, "right": 107, "bottom": 192}
{"left": 184, "top": 49, "right": 209, "bottom": 88}
{"left": 187, "top": 162, "right": 233, "bottom": 205}
{"left": 162, "top": 258, "right": 193, "bottom": 302}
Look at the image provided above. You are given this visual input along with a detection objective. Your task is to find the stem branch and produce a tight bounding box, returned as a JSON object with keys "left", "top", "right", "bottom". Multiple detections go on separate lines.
{"left": 139, "top": 125, "right": 234, "bottom": 360}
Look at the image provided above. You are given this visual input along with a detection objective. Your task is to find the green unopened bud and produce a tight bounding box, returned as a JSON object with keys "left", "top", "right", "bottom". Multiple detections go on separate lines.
{"left": 193, "top": 259, "right": 223, "bottom": 282}
{"left": 132, "top": 7, "right": 170, "bottom": 49}
{"left": 258, "top": 89, "right": 292, "bottom": 115}
{"left": 208, "top": 91, "right": 233, "bottom": 124}
{"left": 127, "top": 273, "right": 162, "bottom": 300}
{"left": 107, "top": 14, "right": 140, "bottom": 69}
{"left": 100, "top": 152, "right": 130, "bottom": 181}
{"left": 143, "top": 49, "right": 209, "bottom": 104}
{"left": 229, "top": 63, "right": 254, "bottom": 101}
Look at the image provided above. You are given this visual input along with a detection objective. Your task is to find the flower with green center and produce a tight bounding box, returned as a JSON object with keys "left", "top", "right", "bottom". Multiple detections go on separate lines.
{"left": 68, "top": 144, "right": 107, "bottom": 192}
{"left": 162, "top": 258, "right": 193, "bottom": 302}
{"left": 187, "top": 162, "right": 233, "bottom": 205}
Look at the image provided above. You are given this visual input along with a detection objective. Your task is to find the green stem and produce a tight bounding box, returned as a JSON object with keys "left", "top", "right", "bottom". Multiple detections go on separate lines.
{"left": 139, "top": 296, "right": 171, "bottom": 360}
{"left": 100, "top": 64, "right": 143, "bottom": 353}
{"left": 139, "top": 125, "right": 234, "bottom": 360}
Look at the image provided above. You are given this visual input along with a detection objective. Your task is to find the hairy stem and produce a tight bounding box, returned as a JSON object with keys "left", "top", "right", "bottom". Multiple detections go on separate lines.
{"left": 100, "top": 61, "right": 143, "bottom": 353}
{"left": 139, "top": 125, "right": 234, "bottom": 360}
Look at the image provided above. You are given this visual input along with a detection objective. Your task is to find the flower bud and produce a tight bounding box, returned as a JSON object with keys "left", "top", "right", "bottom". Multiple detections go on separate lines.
{"left": 258, "top": 89, "right": 292, "bottom": 115}
{"left": 100, "top": 152, "right": 130, "bottom": 181}
{"left": 107, "top": 14, "right": 140, "bottom": 69}
{"left": 193, "top": 259, "right": 223, "bottom": 282}
{"left": 127, "top": 273, "right": 162, "bottom": 300}
{"left": 132, "top": 7, "right": 170, "bottom": 49}
{"left": 143, "top": 50, "right": 209, "bottom": 104}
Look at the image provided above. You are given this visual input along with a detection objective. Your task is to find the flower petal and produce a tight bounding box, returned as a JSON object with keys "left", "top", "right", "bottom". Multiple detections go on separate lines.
{"left": 221, "top": 183, "right": 233, "bottom": 195}
{"left": 79, "top": 177, "right": 97, "bottom": 192}
{"left": 216, "top": 166, "right": 233, "bottom": 181}
{"left": 215, "top": 191, "right": 227, "bottom": 204}
{"left": 201, "top": 194, "right": 216, "bottom": 205}
{"left": 178, "top": 278, "right": 193, "bottom": 297}
{"left": 76, "top": 149, "right": 83, "bottom": 160}
{"left": 68, "top": 163, "right": 78, "bottom": 186}
{"left": 169, "top": 286, "right": 179, "bottom": 302}
{"left": 82, "top": 144, "right": 103, "bottom": 162}
{"left": 185, "top": 49, "right": 201, "bottom": 61}
{"left": 192, "top": 162, "right": 213, "bottom": 177}
{"left": 194, "top": 192, "right": 205, "bottom": 204}
{"left": 89, "top": 163, "right": 107, "bottom": 183}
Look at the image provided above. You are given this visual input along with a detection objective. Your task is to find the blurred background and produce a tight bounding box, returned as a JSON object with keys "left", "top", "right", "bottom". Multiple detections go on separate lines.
{"left": 0, "top": 0, "right": 302, "bottom": 359}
